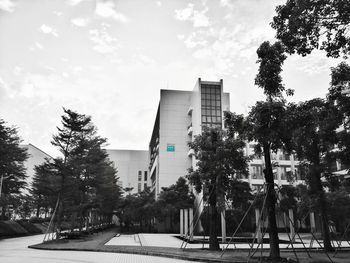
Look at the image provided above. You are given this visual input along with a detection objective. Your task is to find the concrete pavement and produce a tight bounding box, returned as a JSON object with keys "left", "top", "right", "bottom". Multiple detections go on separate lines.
{"left": 0, "top": 233, "right": 199, "bottom": 263}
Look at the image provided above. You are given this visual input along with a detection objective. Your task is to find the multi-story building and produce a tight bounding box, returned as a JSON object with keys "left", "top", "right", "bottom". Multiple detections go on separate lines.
{"left": 118, "top": 78, "right": 305, "bottom": 198}
{"left": 149, "top": 79, "right": 230, "bottom": 196}
{"left": 20, "top": 144, "right": 52, "bottom": 193}
{"left": 106, "top": 149, "right": 149, "bottom": 195}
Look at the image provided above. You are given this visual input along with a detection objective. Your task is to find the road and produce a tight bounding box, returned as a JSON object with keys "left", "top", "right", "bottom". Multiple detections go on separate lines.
{"left": 0, "top": 234, "right": 198, "bottom": 263}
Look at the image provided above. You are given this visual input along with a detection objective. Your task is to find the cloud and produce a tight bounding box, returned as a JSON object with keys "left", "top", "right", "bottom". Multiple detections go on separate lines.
{"left": 71, "top": 17, "right": 89, "bottom": 27}
{"left": 67, "top": 0, "right": 86, "bottom": 6}
{"left": 174, "top": 3, "right": 210, "bottom": 28}
{"left": 156, "top": 1, "right": 161, "bottom": 7}
{"left": 89, "top": 26, "right": 121, "bottom": 54}
{"left": 39, "top": 24, "right": 59, "bottom": 37}
{"left": 95, "top": 0, "right": 128, "bottom": 23}
{"left": 291, "top": 50, "right": 343, "bottom": 75}
{"left": 0, "top": 0, "right": 15, "bottom": 12}
{"left": 175, "top": 3, "right": 194, "bottom": 21}
{"left": 53, "top": 11, "right": 63, "bottom": 16}
{"left": 183, "top": 33, "right": 207, "bottom": 48}
{"left": 35, "top": 42, "right": 44, "bottom": 49}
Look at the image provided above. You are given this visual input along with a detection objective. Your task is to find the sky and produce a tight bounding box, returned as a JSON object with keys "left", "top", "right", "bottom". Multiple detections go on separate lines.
{"left": 0, "top": 0, "right": 348, "bottom": 157}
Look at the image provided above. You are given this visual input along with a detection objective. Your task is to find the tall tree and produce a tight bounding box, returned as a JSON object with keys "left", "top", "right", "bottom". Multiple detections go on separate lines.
{"left": 51, "top": 108, "right": 93, "bottom": 236}
{"left": 187, "top": 127, "right": 248, "bottom": 250}
{"left": 245, "top": 41, "right": 289, "bottom": 259}
{"left": 0, "top": 119, "right": 28, "bottom": 219}
{"left": 287, "top": 98, "right": 341, "bottom": 251}
{"left": 328, "top": 62, "right": 350, "bottom": 167}
{"left": 34, "top": 108, "right": 121, "bottom": 237}
{"left": 271, "top": 0, "right": 350, "bottom": 58}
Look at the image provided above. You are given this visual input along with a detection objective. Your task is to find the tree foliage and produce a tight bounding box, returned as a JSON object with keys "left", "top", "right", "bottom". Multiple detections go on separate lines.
{"left": 30, "top": 108, "right": 121, "bottom": 235}
{"left": 187, "top": 126, "right": 248, "bottom": 250}
{"left": 226, "top": 40, "right": 289, "bottom": 259}
{"left": 117, "top": 187, "right": 155, "bottom": 233}
{"left": 328, "top": 62, "right": 350, "bottom": 167}
{"left": 286, "top": 98, "right": 341, "bottom": 251}
{"left": 272, "top": 0, "right": 350, "bottom": 58}
{"left": 0, "top": 119, "right": 28, "bottom": 219}
{"left": 154, "top": 177, "right": 194, "bottom": 232}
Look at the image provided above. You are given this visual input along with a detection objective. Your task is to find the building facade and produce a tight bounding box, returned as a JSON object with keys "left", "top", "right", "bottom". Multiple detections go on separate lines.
{"left": 106, "top": 149, "right": 149, "bottom": 194}
{"left": 20, "top": 144, "right": 52, "bottom": 193}
{"left": 148, "top": 79, "right": 231, "bottom": 196}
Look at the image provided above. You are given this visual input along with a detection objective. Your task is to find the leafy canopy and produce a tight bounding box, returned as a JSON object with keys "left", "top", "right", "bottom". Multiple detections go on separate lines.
{"left": 272, "top": 0, "right": 350, "bottom": 58}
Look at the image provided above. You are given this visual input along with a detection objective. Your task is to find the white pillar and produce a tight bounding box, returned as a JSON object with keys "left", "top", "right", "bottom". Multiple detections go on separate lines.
{"left": 189, "top": 208, "right": 194, "bottom": 241}
{"left": 255, "top": 208, "right": 262, "bottom": 243}
{"left": 221, "top": 210, "right": 226, "bottom": 243}
{"left": 184, "top": 209, "right": 189, "bottom": 238}
{"left": 180, "top": 209, "right": 184, "bottom": 237}
{"left": 310, "top": 212, "right": 316, "bottom": 232}
{"left": 288, "top": 209, "right": 295, "bottom": 242}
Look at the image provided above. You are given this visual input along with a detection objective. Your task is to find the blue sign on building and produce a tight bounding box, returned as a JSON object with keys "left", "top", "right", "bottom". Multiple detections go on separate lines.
{"left": 167, "top": 144, "right": 175, "bottom": 152}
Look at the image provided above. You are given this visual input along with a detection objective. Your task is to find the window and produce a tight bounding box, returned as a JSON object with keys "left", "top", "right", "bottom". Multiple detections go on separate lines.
{"left": 251, "top": 165, "right": 263, "bottom": 179}
{"left": 144, "top": 171, "right": 148, "bottom": 181}
{"left": 138, "top": 183, "right": 141, "bottom": 193}
{"left": 144, "top": 183, "right": 147, "bottom": 190}
{"left": 138, "top": 171, "right": 142, "bottom": 181}
{"left": 201, "top": 84, "right": 222, "bottom": 127}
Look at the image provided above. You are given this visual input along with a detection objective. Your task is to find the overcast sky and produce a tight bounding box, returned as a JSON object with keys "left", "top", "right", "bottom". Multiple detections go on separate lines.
{"left": 0, "top": 0, "right": 348, "bottom": 157}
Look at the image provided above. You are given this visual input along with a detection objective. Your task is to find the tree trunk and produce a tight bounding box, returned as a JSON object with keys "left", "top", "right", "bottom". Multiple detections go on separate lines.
{"left": 36, "top": 202, "right": 40, "bottom": 218}
{"left": 208, "top": 183, "right": 220, "bottom": 250}
{"left": 309, "top": 163, "right": 333, "bottom": 252}
{"left": 263, "top": 143, "right": 280, "bottom": 259}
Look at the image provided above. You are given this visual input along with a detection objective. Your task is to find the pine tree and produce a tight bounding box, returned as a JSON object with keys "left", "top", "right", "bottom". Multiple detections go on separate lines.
{"left": 0, "top": 119, "right": 28, "bottom": 219}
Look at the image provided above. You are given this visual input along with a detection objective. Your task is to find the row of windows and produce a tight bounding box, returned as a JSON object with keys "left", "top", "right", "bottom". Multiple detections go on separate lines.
{"left": 138, "top": 170, "right": 148, "bottom": 181}
{"left": 201, "top": 85, "right": 222, "bottom": 126}
{"left": 138, "top": 183, "right": 148, "bottom": 193}
{"left": 201, "top": 116, "right": 222, "bottom": 123}
{"left": 201, "top": 99, "right": 221, "bottom": 107}
{"left": 201, "top": 93, "right": 221, "bottom": 100}
{"left": 201, "top": 85, "right": 221, "bottom": 95}
{"left": 202, "top": 108, "right": 222, "bottom": 117}
{"left": 250, "top": 165, "right": 304, "bottom": 180}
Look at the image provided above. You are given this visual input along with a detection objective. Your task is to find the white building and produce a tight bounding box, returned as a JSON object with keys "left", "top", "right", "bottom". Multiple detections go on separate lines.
{"left": 111, "top": 78, "right": 304, "bottom": 198}
{"left": 20, "top": 144, "right": 52, "bottom": 192}
{"left": 106, "top": 149, "right": 149, "bottom": 194}
{"left": 149, "top": 79, "right": 230, "bottom": 196}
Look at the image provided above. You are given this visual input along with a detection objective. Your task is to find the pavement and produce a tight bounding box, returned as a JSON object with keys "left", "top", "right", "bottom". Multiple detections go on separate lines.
{"left": 28, "top": 228, "right": 350, "bottom": 263}
{"left": 0, "top": 233, "right": 197, "bottom": 263}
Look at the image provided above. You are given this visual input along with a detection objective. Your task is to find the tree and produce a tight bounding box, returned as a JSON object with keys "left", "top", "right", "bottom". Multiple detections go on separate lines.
{"left": 154, "top": 177, "right": 194, "bottom": 232}
{"left": 30, "top": 161, "right": 60, "bottom": 217}
{"left": 117, "top": 187, "right": 155, "bottom": 232}
{"left": 271, "top": 0, "right": 350, "bottom": 58}
{"left": 328, "top": 62, "right": 350, "bottom": 168}
{"left": 0, "top": 119, "right": 28, "bottom": 219}
{"left": 247, "top": 41, "right": 289, "bottom": 260}
{"left": 286, "top": 98, "right": 341, "bottom": 251}
{"left": 187, "top": 127, "right": 248, "bottom": 250}
{"left": 31, "top": 108, "right": 121, "bottom": 237}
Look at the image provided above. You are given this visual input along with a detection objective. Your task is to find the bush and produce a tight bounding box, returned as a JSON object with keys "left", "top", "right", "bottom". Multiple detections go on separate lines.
{"left": 0, "top": 221, "right": 28, "bottom": 237}
{"left": 16, "top": 220, "right": 42, "bottom": 234}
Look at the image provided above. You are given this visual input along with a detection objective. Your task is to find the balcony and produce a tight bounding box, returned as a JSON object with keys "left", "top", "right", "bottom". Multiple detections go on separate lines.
{"left": 187, "top": 126, "right": 193, "bottom": 136}
{"left": 187, "top": 106, "right": 193, "bottom": 116}
{"left": 188, "top": 149, "right": 195, "bottom": 157}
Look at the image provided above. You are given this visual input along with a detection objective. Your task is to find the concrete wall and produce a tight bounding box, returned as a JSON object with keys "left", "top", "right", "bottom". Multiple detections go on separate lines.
{"left": 106, "top": 150, "right": 149, "bottom": 194}
{"left": 158, "top": 89, "right": 192, "bottom": 192}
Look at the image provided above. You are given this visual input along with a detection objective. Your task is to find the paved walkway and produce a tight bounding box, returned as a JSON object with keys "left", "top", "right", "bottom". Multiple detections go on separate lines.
{"left": 29, "top": 228, "right": 350, "bottom": 263}
{"left": 0, "top": 233, "right": 196, "bottom": 263}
